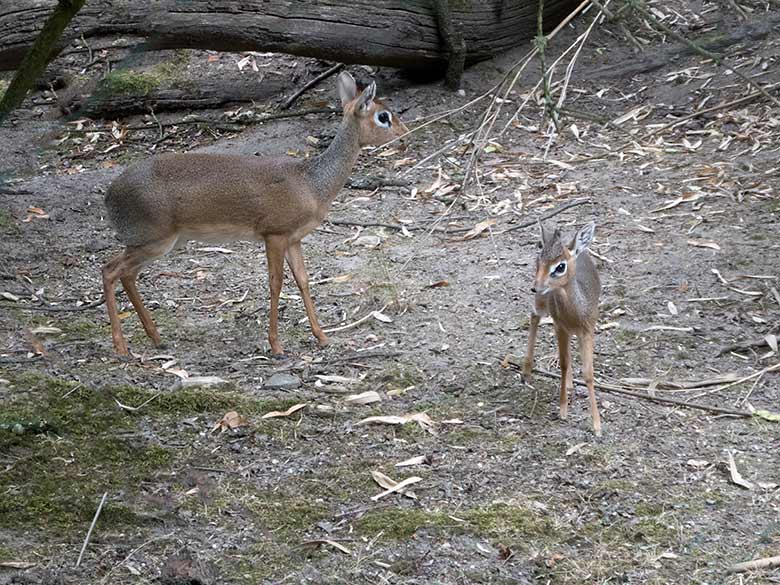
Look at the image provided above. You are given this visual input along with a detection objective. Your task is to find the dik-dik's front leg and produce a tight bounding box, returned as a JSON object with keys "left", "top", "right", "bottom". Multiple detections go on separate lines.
{"left": 522, "top": 313, "right": 540, "bottom": 382}
{"left": 285, "top": 240, "right": 330, "bottom": 348}
{"left": 265, "top": 235, "right": 288, "bottom": 356}
{"left": 556, "top": 326, "right": 571, "bottom": 421}
{"left": 580, "top": 329, "right": 602, "bottom": 436}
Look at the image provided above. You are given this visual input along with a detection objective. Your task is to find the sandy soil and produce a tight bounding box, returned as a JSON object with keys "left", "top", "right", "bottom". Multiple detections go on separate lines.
{"left": 1, "top": 2, "right": 779, "bottom": 584}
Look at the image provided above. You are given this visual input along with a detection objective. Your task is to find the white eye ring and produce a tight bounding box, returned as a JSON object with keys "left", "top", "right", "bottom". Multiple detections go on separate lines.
{"left": 549, "top": 261, "right": 567, "bottom": 277}
{"left": 374, "top": 110, "right": 392, "bottom": 128}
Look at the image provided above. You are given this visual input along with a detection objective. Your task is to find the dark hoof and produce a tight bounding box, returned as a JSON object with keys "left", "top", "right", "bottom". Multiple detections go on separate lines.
{"left": 115, "top": 352, "right": 135, "bottom": 364}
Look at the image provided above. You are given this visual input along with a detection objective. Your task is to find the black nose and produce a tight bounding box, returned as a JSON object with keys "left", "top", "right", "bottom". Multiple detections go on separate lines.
{"left": 530, "top": 286, "right": 537, "bottom": 293}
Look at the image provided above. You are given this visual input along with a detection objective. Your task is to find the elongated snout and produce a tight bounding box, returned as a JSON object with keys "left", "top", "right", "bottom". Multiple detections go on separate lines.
{"left": 395, "top": 119, "right": 410, "bottom": 139}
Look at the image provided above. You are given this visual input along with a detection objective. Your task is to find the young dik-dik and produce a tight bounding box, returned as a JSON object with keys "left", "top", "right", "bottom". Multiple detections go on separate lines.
{"left": 522, "top": 222, "right": 603, "bottom": 436}
{"left": 102, "top": 72, "right": 408, "bottom": 356}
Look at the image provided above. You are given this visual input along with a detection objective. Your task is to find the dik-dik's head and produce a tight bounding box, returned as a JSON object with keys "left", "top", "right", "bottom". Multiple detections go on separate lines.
{"left": 337, "top": 71, "right": 408, "bottom": 147}
{"left": 532, "top": 222, "right": 596, "bottom": 295}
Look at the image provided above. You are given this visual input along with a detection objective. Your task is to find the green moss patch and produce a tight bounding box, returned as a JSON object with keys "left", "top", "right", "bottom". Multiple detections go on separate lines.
{"left": 99, "top": 69, "right": 163, "bottom": 96}
{"left": 97, "top": 54, "right": 188, "bottom": 97}
{"left": 245, "top": 492, "right": 329, "bottom": 535}
{"left": 0, "top": 372, "right": 307, "bottom": 532}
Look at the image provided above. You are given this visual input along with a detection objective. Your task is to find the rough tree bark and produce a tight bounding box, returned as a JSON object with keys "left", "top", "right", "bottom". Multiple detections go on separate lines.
{"left": 62, "top": 78, "right": 289, "bottom": 118}
{"left": 0, "top": 0, "right": 581, "bottom": 71}
{"left": 434, "top": 0, "right": 467, "bottom": 90}
{"left": 0, "top": 0, "right": 85, "bottom": 124}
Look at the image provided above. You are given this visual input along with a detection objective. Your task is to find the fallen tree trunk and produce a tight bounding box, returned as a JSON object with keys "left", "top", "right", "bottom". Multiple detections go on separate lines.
{"left": 61, "top": 78, "right": 288, "bottom": 118}
{"left": 0, "top": 0, "right": 581, "bottom": 71}
{"left": 0, "top": 0, "right": 85, "bottom": 124}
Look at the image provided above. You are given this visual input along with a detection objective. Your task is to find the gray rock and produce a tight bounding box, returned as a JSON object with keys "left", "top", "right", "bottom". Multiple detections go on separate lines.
{"left": 264, "top": 372, "right": 301, "bottom": 390}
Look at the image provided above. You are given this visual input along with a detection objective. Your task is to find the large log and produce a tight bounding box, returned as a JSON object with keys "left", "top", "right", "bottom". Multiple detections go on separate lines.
{"left": 60, "top": 78, "right": 289, "bottom": 118}
{"left": 0, "top": 0, "right": 581, "bottom": 72}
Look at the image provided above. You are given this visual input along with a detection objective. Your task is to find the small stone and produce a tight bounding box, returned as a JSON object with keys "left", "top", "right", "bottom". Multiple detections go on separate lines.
{"left": 172, "top": 376, "right": 227, "bottom": 390}
{"left": 85, "top": 239, "right": 110, "bottom": 253}
{"left": 264, "top": 372, "right": 301, "bottom": 390}
{"left": 457, "top": 89, "right": 466, "bottom": 97}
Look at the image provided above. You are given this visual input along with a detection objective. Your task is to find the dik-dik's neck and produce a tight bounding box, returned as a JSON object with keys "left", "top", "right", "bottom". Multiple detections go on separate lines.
{"left": 550, "top": 275, "right": 586, "bottom": 318}
{"left": 305, "top": 116, "right": 361, "bottom": 205}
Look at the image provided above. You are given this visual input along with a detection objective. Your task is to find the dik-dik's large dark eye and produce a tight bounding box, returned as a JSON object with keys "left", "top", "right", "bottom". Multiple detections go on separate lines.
{"left": 550, "top": 261, "right": 567, "bottom": 277}
{"left": 375, "top": 111, "right": 392, "bottom": 128}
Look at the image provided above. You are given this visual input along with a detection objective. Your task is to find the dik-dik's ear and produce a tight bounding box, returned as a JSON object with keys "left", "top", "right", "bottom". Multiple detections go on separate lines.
{"left": 338, "top": 71, "right": 358, "bottom": 107}
{"left": 354, "top": 81, "right": 376, "bottom": 114}
{"left": 570, "top": 222, "right": 596, "bottom": 257}
{"left": 538, "top": 220, "right": 560, "bottom": 247}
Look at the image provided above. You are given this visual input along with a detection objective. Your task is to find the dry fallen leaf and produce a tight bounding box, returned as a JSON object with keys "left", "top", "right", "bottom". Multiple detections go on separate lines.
{"left": 427, "top": 280, "right": 449, "bottom": 288}
{"left": 0, "top": 561, "right": 37, "bottom": 569}
{"left": 686, "top": 459, "right": 709, "bottom": 469}
{"left": 357, "top": 412, "right": 435, "bottom": 433}
{"left": 395, "top": 455, "right": 429, "bottom": 467}
{"left": 687, "top": 239, "right": 721, "bottom": 251}
{"left": 345, "top": 391, "right": 382, "bottom": 405}
{"left": 371, "top": 310, "right": 393, "bottom": 323}
{"left": 302, "top": 539, "right": 352, "bottom": 555}
{"left": 352, "top": 234, "right": 381, "bottom": 248}
{"left": 753, "top": 409, "right": 780, "bottom": 422}
{"left": 212, "top": 410, "right": 248, "bottom": 433}
{"left": 371, "top": 470, "right": 417, "bottom": 499}
{"left": 262, "top": 403, "right": 307, "bottom": 419}
{"left": 726, "top": 450, "right": 754, "bottom": 490}
{"left": 23, "top": 329, "right": 46, "bottom": 356}
{"left": 651, "top": 191, "right": 704, "bottom": 213}
{"left": 370, "top": 475, "right": 422, "bottom": 501}
{"left": 30, "top": 326, "right": 62, "bottom": 336}
{"left": 22, "top": 206, "right": 50, "bottom": 222}
{"left": 461, "top": 218, "right": 497, "bottom": 240}
{"left": 315, "top": 374, "right": 359, "bottom": 385}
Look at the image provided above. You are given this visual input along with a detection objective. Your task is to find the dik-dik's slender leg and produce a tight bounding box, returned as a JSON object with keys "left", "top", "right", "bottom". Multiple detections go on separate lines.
{"left": 121, "top": 268, "right": 161, "bottom": 347}
{"left": 103, "top": 256, "right": 129, "bottom": 356}
{"left": 580, "top": 329, "right": 602, "bottom": 436}
{"left": 265, "top": 235, "right": 288, "bottom": 356}
{"left": 556, "top": 326, "right": 571, "bottom": 420}
{"left": 522, "top": 313, "right": 540, "bottom": 381}
{"left": 285, "top": 240, "right": 329, "bottom": 348}
{"left": 102, "top": 237, "right": 177, "bottom": 356}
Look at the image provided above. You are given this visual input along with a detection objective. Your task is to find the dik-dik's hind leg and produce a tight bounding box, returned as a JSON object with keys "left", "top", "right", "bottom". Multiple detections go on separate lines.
{"left": 102, "top": 237, "right": 177, "bottom": 356}
{"left": 522, "top": 313, "right": 540, "bottom": 382}
{"left": 285, "top": 240, "right": 329, "bottom": 348}
{"left": 121, "top": 268, "right": 161, "bottom": 347}
{"left": 265, "top": 235, "right": 288, "bottom": 356}
{"left": 556, "top": 326, "right": 571, "bottom": 420}
{"left": 580, "top": 330, "right": 602, "bottom": 437}
{"left": 103, "top": 255, "right": 130, "bottom": 356}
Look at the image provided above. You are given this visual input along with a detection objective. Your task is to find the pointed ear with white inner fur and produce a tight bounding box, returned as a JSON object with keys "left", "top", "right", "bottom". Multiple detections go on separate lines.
{"left": 570, "top": 222, "right": 596, "bottom": 257}
{"left": 354, "top": 81, "right": 376, "bottom": 114}
{"left": 338, "top": 71, "right": 357, "bottom": 107}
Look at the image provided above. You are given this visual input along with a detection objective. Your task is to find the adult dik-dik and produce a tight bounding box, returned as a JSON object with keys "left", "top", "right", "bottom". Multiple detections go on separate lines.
{"left": 102, "top": 72, "right": 408, "bottom": 356}
{"left": 522, "top": 222, "right": 603, "bottom": 436}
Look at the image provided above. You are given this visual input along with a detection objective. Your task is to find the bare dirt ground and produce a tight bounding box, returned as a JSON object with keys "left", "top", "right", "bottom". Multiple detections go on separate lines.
{"left": 1, "top": 2, "right": 779, "bottom": 584}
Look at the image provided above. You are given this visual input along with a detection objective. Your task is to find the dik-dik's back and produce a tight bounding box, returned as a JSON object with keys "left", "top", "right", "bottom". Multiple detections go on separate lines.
{"left": 101, "top": 71, "right": 408, "bottom": 357}
{"left": 105, "top": 153, "right": 316, "bottom": 247}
